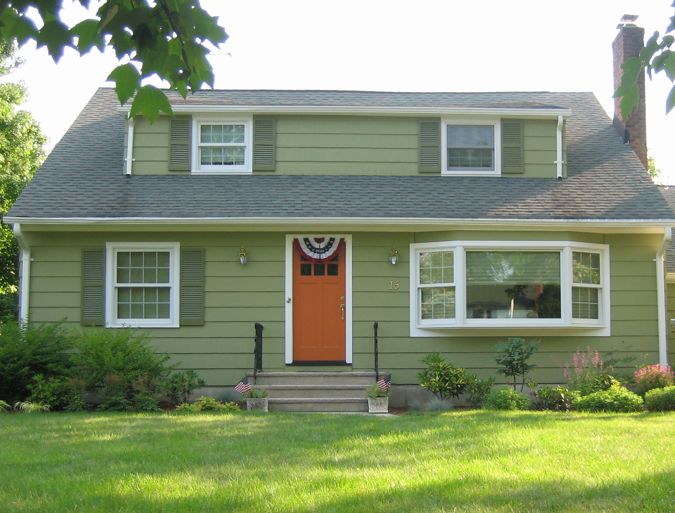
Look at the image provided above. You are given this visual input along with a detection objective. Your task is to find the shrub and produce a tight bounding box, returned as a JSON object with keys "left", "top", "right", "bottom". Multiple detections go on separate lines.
{"left": 418, "top": 353, "right": 470, "bottom": 400}
{"left": 495, "top": 338, "right": 538, "bottom": 391}
{"left": 563, "top": 347, "right": 620, "bottom": 396}
{"left": 163, "top": 370, "right": 206, "bottom": 405}
{"left": 644, "top": 386, "right": 675, "bottom": 412}
{"left": 534, "top": 386, "right": 580, "bottom": 411}
{"left": 465, "top": 375, "right": 495, "bottom": 407}
{"left": 70, "top": 329, "right": 172, "bottom": 411}
{"left": 13, "top": 401, "right": 50, "bottom": 413}
{"left": 175, "top": 396, "right": 239, "bottom": 413}
{"left": 633, "top": 364, "right": 674, "bottom": 396}
{"left": 574, "top": 384, "right": 643, "bottom": 413}
{"left": 0, "top": 399, "right": 9, "bottom": 412}
{"left": 0, "top": 319, "right": 73, "bottom": 403}
{"left": 27, "top": 374, "right": 86, "bottom": 411}
{"left": 245, "top": 388, "right": 268, "bottom": 399}
{"left": 482, "top": 387, "right": 531, "bottom": 410}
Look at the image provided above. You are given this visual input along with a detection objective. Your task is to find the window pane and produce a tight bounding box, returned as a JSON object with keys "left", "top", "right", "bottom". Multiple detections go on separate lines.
{"left": 327, "top": 263, "right": 339, "bottom": 276}
{"left": 421, "top": 287, "right": 456, "bottom": 320}
{"left": 573, "top": 287, "right": 599, "bottom": 319}
{"left": 466, "top": 251, "right": 561, "bottom": 319}
{"left": 448, "top": 148, "right": 494, "bottom": 170}
{"left": 117, "top": 286, "right": 171, "bottom": 320}
{"left": 200, "top": 146, "right": 245, "bottom": 166}
{"left": 200, "top": 124, "right": 245, "bottom": 144}
{"left": 447, "top": 125, "right": 494, "bottom": 148}
{"left": 300, "top": 263, "right": 312, "bottom": 276}
{"left": 419, "top": 251, "right": 453, "bottom": 284}
{"left": 573, "top": 251, "right": 601, "bottom": 285}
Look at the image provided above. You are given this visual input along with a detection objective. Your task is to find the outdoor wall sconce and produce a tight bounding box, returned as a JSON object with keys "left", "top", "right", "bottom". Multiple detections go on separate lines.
{"left": 239, "top": 247, "right": 248, "bottom": 265}
{"left": 389, "top": 249, "right": 399, "bottom": 266}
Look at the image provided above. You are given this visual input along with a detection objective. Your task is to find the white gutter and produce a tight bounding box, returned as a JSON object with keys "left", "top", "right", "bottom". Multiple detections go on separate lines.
{"left": 125, "top": 117, "right": 134, "bottom": 176}
{"left": 118, "top": 104, "right": 572, "bottom": 118}
{"left": 656, "top": 226, "right": 672, "bottom": 365}
{"left": 556, "top": 115, "right": 564, "bottom": 179}
{"left": 3, "top": 216, "right": 674, "bottom": 229}
{"left": 13, "top": 224, "right": 30, "bottom": 324}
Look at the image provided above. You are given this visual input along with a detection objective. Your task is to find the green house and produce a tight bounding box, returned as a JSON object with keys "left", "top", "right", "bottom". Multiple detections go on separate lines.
{"left": 6, "top": 22, "right": 674, "bottom": 409}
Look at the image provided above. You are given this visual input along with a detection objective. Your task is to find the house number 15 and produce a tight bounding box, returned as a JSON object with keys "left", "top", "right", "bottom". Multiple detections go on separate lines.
{"left": 388, "top": 280, "right": 400, "bottom": 290}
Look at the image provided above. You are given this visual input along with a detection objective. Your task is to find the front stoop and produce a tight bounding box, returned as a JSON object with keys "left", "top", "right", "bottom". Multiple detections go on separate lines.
{"left": 248, "top": 372, "right": 376, "bottom": 412}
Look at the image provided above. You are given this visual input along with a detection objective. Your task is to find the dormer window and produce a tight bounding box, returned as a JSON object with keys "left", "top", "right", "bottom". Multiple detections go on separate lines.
{"left": 192, "top": 116, "right": 252, "bottom": 174}
{"left": 441, "top": 119, "right": 501, "bottom": 176}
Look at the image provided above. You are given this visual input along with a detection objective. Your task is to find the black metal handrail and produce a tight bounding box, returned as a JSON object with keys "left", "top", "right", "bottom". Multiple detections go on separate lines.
{"left": 253, "top": 322, "right": 264, "bottom": 383}
{"left": 373, "top": 321, "right": 379, "bottom": 381}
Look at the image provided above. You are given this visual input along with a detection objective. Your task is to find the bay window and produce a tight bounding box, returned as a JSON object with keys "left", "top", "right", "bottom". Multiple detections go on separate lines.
{"left": 410, "top": 241, "right": 609, "bottom": 333}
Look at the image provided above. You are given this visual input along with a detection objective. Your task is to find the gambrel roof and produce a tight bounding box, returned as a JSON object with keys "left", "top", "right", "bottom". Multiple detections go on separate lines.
{"left": 8, "top": 88, "right": 674, "bottom": 224}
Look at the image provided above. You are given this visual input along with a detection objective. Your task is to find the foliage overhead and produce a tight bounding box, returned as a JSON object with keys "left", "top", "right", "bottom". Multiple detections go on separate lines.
{"left": 616, "top": 2, "right": 675, "bottom": 116}
{"left": 0, "top": 1, "right": 228, "bottom": 121}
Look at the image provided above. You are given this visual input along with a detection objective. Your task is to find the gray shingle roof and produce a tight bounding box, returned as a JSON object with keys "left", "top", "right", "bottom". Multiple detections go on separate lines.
{"left": 8, "top": 88, "right": 674, "bottom": 223}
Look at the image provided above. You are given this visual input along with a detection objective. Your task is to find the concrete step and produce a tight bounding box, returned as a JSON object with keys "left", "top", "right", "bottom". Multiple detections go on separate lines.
{"left": 251, "top": 371, "right": 376, "bottom": 386}
{"left": 269, "top": 397, "right": 368, "bottom": 413}
{"left": 262, "top": 384, "right": 370, "bottom": 399}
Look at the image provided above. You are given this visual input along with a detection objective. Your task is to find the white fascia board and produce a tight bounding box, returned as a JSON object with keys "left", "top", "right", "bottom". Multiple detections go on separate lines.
{"left": 5, "top": 216, "right": 674, "bottom": 230}
{"left": 120, "top": 104, "right": 572, "bottom": 118}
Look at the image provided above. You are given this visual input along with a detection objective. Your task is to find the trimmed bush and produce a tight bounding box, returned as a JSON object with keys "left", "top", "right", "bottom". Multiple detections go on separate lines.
{"left": 175, "top": 396, "right": 239, "bottom": 413}
{"left": 482, "top": 387, "right": 531, "bottom": 410}
{"left": 0, "top": 320, "right": 73, "bottom": 403}
{"left": 418, "top": 353, "right": 470, "bottom": 400}
{"left": 633, "top": 365, "right": 674, "bottom": 396}
{"left": 574, "top": 384, "right": 643, "bottom": 413}
{"left": 163, "top": 370, "right": 206, "bottom": 405}
{"left": 534, "top": 386, "right": 580, "bottom": 411}
{"left": 70, "top": 329, "right": 172, "bottom": 411}
{"left": 644, "top": 385, "right": 675, "bottom": 412}
{"left": 465, "top": 376, "right": 495, "bottom": 407}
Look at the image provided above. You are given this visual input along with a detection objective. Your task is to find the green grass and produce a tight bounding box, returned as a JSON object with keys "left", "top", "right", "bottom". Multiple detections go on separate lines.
{"left": 1, "top": 411, "right": 673, "bottom": 512}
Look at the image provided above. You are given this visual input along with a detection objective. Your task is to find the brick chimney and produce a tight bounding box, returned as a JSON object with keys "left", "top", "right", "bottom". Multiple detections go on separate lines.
{"left": 613, "top": 14, "right": 648, "bottom": 168}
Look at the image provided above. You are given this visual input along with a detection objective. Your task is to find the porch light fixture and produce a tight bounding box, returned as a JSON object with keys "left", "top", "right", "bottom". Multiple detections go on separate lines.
{"left": 239, "top": 247, "right": 248, "bottom": 265}
{"left": 389, "top": 249, "right": 399, "bottom": 266}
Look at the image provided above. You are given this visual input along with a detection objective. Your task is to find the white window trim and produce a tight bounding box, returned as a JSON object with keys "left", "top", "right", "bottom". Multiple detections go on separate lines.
{"left": 441, "top": 118, "right": 501, "bottom": 176}
{"left": 191, "top": 116, "right": 253, "bottom": 174}
{"left": 409, "top": 240, "right": 610, "bottom": 337}
{"left": 105, "top": 242, "right": 180, "bottom": 328}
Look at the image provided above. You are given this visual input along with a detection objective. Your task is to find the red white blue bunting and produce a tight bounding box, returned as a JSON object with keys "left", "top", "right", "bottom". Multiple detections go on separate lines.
{"left": 295, "top": 237, "right": 343, "bottom": 262}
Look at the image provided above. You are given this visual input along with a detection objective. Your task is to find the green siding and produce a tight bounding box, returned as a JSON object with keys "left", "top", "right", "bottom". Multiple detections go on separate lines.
{"left": 24, "top": 230, "right": 663, "bottom": 387}
{"left": 128, "top": 115, "right": 560, "bottom": 178}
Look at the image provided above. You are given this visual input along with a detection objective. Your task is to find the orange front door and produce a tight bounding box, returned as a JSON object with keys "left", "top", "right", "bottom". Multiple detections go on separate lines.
{"left": 293, "top": 239, "right": 346, "bottom": 362}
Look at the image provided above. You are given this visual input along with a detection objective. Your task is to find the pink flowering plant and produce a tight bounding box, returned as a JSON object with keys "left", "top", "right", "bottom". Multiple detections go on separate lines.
{"left": 633, "top": 364, "right": 674, "bottom": 396}
{"left": 563, "top": 347, "right": 619, "bottom": 396}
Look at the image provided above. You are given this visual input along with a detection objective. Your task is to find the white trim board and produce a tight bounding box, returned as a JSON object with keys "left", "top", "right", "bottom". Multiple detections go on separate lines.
{"left": 285, "top": 234, "right": 353, "bottom": 364}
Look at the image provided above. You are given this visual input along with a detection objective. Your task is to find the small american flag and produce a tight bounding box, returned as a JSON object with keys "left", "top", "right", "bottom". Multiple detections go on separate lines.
{"left": 234, "top": 377, "right": 251, "bottom": 394}
{"left": 376, "top": 374, "right": 391, "bottom": 392}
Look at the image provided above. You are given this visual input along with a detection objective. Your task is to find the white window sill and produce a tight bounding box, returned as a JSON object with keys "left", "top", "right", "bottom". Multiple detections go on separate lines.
{"left": 411, "top": 323, "right": 610, "bottom": 337}
{"left": 107, "top": 321, "right": 179, "bottom": 329}
{"left": 191, "top": 169, "right": 252, "bottom": 175}
{"left": 442, "top": 170, "right": 501, "bottom": 177}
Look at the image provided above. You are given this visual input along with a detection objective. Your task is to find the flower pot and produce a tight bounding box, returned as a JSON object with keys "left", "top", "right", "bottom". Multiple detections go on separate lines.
{"left": 368, "top": 397, "right": 389, "bottom": 414}
{"left": 246, "top": 398, "right": 269, "bottom": 412}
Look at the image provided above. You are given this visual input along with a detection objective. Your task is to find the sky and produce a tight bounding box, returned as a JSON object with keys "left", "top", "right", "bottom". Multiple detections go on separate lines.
{"left": 4, "top": 0, "right": 675, "bottom": 182}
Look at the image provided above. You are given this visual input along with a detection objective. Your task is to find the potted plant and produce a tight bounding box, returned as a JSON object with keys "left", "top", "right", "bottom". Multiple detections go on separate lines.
{"left": 367, "top": 384, "right": 389, "bottom": 414}
{"left": 245, "top": 388, "right": 269, "bottom": 412}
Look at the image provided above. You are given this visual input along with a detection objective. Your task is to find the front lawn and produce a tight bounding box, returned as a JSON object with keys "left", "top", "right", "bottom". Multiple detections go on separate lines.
{"left": 1, "top": 411, "right": 673, "bottom": 513}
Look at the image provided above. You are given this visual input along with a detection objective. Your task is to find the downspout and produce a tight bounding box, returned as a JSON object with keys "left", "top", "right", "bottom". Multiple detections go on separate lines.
{"left": 555, "top": 115, "right": 564, "bottom": 179}
{"left": 125, "top": 117, "right": 134, "bottom": 176}
{"left": 13, "top": 224, "right": 30, "bottom": 324}
{"left": 656, "top": 226, "right": 671, "bottom": 366}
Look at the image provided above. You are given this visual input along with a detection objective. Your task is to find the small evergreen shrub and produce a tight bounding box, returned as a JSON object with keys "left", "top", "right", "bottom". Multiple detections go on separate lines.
{"left": 0, "top": 319, "right": 73, "bottom": 403}
{"left": 644, "top": 386, "right": 675, "bottom": 412}
{"left": 418, "top": 353, "right": 470, "bottom": 400}
{"left": 175, "top": 396, "right": 239, "bottom": 413}
{"left": 71, "top": 329, "right": 172, "bottom": 411}
{"left": 633, "top": 365, "right": 674, "bottom": 396}
{"left": 482, "top": 387, "right": 531, "bottom": 410}
{"left": 495, "top": 338, "right": 538, "bottom": 391}
{"left": 534, "top": 386, "right": 580, "bottom": 411}
{"left": 574, "top": 384, "right": 643, "bottom": 413}
{"left": 163, "top": 370, "right": 206, "bottom": 405}
{"left": 465, "top": 375, "right": 495, "bottom": 407}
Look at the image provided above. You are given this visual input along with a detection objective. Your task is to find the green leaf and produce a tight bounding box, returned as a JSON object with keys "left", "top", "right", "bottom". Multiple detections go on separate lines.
{"left": 71, "top": 19, "right": 102, "bottom": 53}
{"left": 107, "top": 64, "right": 141, "bottom": 105}
{"left": 129, "top": 85, "right": 173, "bottom": 122}
{"left": 36, "top": 20, "right": 72, "bottom": 61}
